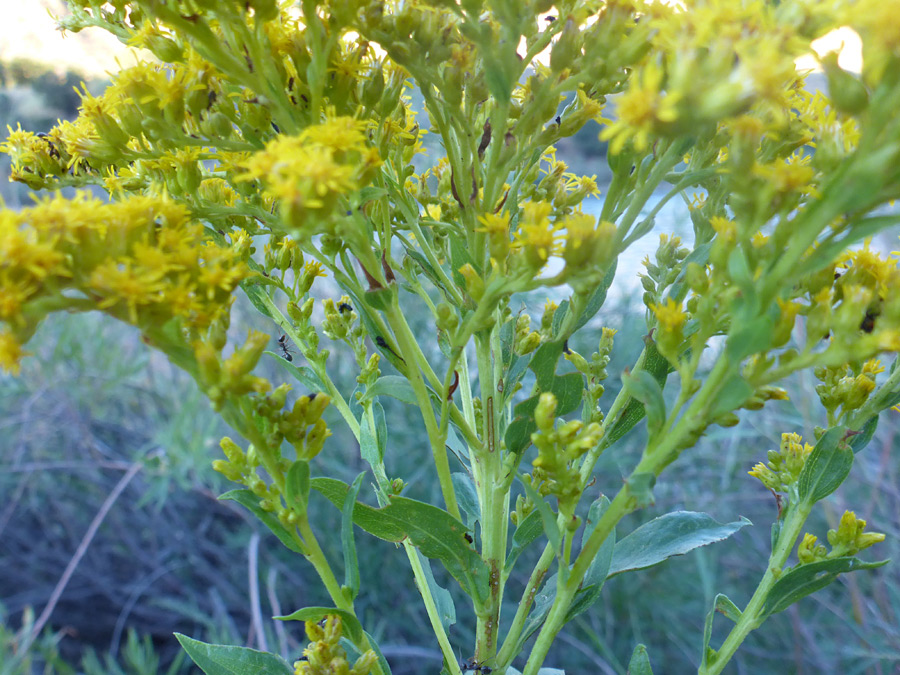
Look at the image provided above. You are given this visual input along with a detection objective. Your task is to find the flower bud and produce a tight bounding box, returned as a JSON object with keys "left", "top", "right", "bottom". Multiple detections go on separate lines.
{"left": 534, "top": 392, "right": 557, "bottom": 432}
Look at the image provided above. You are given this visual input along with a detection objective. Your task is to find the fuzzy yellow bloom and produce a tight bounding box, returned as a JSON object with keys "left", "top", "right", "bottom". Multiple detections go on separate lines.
{"left": 601, "top": 60, "right": 681, "bottom": 154}
{"left": 0, "top": 329, "right": 30, "bottom": 376}
{"left": 514, "top": 201, "right": 559, "bottom": 271}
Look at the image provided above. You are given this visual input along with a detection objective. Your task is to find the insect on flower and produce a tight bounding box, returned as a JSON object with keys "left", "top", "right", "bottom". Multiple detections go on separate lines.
{"left": 277, "top": 334, "right": 294, "bottom": 362}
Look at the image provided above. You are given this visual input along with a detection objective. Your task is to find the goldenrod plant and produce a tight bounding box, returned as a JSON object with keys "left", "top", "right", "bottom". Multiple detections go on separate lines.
{"left": 2, "top": 1, "right": 899, "bottom": 673}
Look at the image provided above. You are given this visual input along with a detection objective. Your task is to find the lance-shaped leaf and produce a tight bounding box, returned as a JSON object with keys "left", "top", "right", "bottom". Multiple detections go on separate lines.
{"left": 342, "top": 473, "right": 365, "bottom": 600}
{"left": 219, "top": 489, "right": 304, "bottom": 554}
{"left": 284, "top": 460, "right": 310, "bottom": 513}
{"left": 608, "top": 511, "right": 751, "bottom": 577}
{"left": 798, "top": 426, "right": 852, "bottom": 505}
{"left": 621, "top": 369, "right": 665, "bottom": 441}
{"left": 311, "top": 477, "right": 490, "bottom": 602}
{"left": 505, "top": 510, "right": 544, "bottom": 574}
{"left": 175, "top": 633, "right": 293, "bottom": 675}
{"left": 416, "top": 550, "right": 457, "bottom": 635}
{"left": 269, "top": 358, "right": 327, "bottom": 393}
{"left": 451, "top": 472, "right": 481, "bottom": 530}
{"left": 761, "top": 556, "right": 889, "bottom": 618}
{"left": 849, "top": 416, "right": 878, "bottom": 454}
{"left": 700, "top": 594, "right": 742, "bottom": 669}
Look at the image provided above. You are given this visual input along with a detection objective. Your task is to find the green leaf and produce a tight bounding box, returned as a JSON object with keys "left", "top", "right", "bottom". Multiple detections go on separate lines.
{"left": 174, "top": 634, "right": 293, "bottom": 675}
{"left": 849, "top": 416, "right": 878, "bottom": 454}
{"left": 726, "top": 315, "right": 774, "bottom": 361}
{"left": 219, "top": 490, "right": 303, "bottom": 554}
{"left": 505, "top": 352, "right": 533, "bottom": 403}
{"left": 530, "top": 340, "right": 566, "bottom": 391}
{"left": 311, "top": 478, "right": 490, "bottom": 602}
{"left": 447, "top": 425, "right": 470, "bottom": 462}
{"left": 519, "top": 572, "right": 558, "bottom": 649}
{"left": 284, "top": 460, "right": 310, "bottom": 513}
{"left": 359, "top": 414, "right": 384, "bottom": 466}
{"left": 624, "top": 473, "right": 656, "bottom": 509}
{"left": 551, "top": 372, "right": 586, "bottom": 416}
{"left": 566, "top": 496, "right": 615, "bottom": 621}
{"left": 364, "top": 286, "right": 394, "bottom": 312}
{"left": 451, "top": 472, "right": 481, "bottom": 530}
{"left": 605, "top": 339, "right": 672, "bottom": 446}
{"left": 450, "top": 235, "right": 477, "bottom": 287}
{"left": 626, "top": 644, "right": 653, "bottom": 675}
{"left": 363, "top": 631, "right": 392, "bottom": 675}
{"left": 415, "top": 550, "right": 456, "bottom": 634}
{"left": 622, "top": 369, "right": 666, "bottom": 440}
{"left": 504, "top": 416, "right": 535, "bottom": 455}
{"left": 505, "top": 510, "right": 543, "bottom": 574}
{"left": 505, "top": 373, "right": 584, "bottom": 455}
{"left": 798, "top": 426, "right": 853, "bottom": 504}
{"left": 275, "top": 607, "right": 365, "bottom": 644}
{"left": 761, "top": 556, "right": 889, "bottom": 618}
{"left": 365, "top": 376, "right": 420, "bottom": 406}
{"left": 240, "top": 282, "right": 274, "bottom": 320}
{"left": 406, "top": 249, "right": 446, "bottom": 293}
{"left": 701, "top": 594, "right": 742, "bottom": 669}
{"left": 726, "top": 246, "right": 754, "bottom": 290}
{"left": 519, "top": 473, "right": 561, "bottom": 554}
{"left": 709, "top": 373, "right": 754, "bottom": 419}
{"left": 269, "top": 360, "right": 327, "bottom": 393}
{"left": 342, "top": 473, "right": 365, "bottom": 600}
{"left": 609, "top": 511, "right": 751, "bottom": 577}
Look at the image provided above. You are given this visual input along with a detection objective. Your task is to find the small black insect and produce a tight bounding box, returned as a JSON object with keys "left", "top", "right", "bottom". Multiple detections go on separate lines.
{"left": 375, "top": 336, "right": 406, "bottom": 365}
{"left": 860, "top": 309, "right": 879, "bottom": 334}
{"left": 338, "top": 302, "right": 353, "bottom": 313}
{"left": 277, "top": 334, "right": 294, "bottom": 362}
{"left": 464, "top": 532, "right": 474, "bottom": 544}
{"left": 461, "top": 658, "right": 492, "bottom": 674}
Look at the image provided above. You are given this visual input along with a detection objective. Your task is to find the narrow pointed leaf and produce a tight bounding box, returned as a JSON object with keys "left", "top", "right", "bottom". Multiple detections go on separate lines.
{"left": 609, "top": 512, "right": 751, "bottom": 577}
{"left": 219, "top": 489, "right": 303, "bottom": 554}
{"left": 175, "top": 634, "right": 293, "bottom": 675}
{"left": 798, "top": 426, "right": 852, "bottom": 504}
{"left": 761, "top": 556, "right": 889, "bottom": 618}
{"left": 311, "top": 477, "right": 489, "bottom": 602}
{"left": 342, "top": 473, "right": 365, "bottom": 599}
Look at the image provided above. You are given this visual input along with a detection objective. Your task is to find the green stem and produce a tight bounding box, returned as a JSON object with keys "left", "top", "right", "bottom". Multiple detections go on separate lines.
{"left": 521, "top": 491, "right": 631, "bottom": 675}
{"left": 474, "top": 327, "right": 505, "bottom": 661}
{"left": 406, "top": 547, "right": 465, "bottom": 675}
{"left": 698, "top": 503, "right": 811, "bottom": 675}
{"left": 384, "top": 303, "right": 461, "bottom": 521}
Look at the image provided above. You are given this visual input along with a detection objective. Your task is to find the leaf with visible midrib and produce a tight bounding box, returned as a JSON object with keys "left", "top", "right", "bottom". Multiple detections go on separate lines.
{"left": 175, "top": 633, "right": 293, "bottom": 675}
{"left": 609, "top": 511, "right": 751, "bottom": 577}
{"left": 311, "top": 477, "right": 490, "bottom": 602}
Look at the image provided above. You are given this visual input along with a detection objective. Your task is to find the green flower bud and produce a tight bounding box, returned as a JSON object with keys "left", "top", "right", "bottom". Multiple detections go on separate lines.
{"left": 534, "top": 392, "right": 557, "bottom": 432}
{"left": 550, "top": 18, "right": 582, "bottom": 74}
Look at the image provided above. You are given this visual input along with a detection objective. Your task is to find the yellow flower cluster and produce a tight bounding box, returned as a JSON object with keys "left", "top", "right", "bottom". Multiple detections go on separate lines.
{"left": 749, "top": 432, "right": 813, "bottom": 493}
{"left": 238, "top": 115, "right": 381, "bottom": 235}
{"left": 0, "top": 193, "right": 248, "bottom": 375}
{"left": 798, "top": 510, "right": 885, "bottom": 563}
{"left": 294, "top": 615, "right": 376, "bottom": 675}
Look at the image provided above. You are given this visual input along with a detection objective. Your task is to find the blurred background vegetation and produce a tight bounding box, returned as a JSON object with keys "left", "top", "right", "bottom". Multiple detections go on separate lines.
{"left": 1, "top": 58, "right": 899, "bottom": 675}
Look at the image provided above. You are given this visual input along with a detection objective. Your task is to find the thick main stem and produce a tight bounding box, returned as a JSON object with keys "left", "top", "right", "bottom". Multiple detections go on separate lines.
{"left": 474, "top": 328, "right": 505, "bottom": 662}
